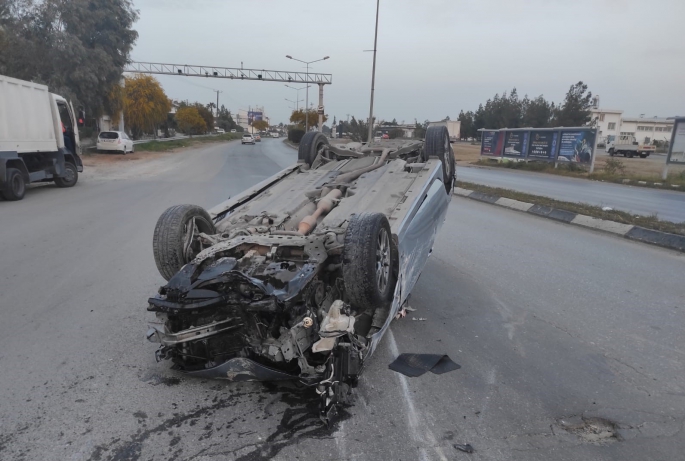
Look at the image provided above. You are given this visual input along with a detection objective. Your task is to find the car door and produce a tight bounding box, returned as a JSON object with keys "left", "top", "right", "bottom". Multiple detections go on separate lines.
{"left": 68, "top": 101, "right": 81, "bottom": 153}
{"left": 397, "top": 177, "right": 450, "bottom": 305}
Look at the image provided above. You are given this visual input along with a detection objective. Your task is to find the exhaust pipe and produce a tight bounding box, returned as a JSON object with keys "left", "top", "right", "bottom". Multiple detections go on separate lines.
{"left": 298, "top": 189, "right": 342, "bottom": 235}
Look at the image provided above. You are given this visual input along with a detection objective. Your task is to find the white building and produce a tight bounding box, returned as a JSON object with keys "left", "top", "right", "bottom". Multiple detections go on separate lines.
{"left": 590, "top": 105, "right": 674, "bottom": 144}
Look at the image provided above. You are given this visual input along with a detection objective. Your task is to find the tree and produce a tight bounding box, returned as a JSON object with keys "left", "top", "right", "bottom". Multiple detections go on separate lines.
{"left": 289, "top": 109, "right": 328, "bottom": 130}
{"left": 457, "top": 110, "right": 474, "bottom": 140}
{"left": 387, "top": 128, "right": 405, "bottom": 139}
{"left": 554, "top": 81, "right": 593, "bottom": 127}
{"left": 191, "top": 103, "right": 213, "bottom": 133}
{"left": 252, "top": 120, "right": 269, "bottom": 132}
{"left": 0, "top": 0, "right": 139, "bottom": 118}
{"left": 216, "top": 105, "right": 238, "bottom": 132}
{"left": 522, "top": 95, "right": 555, "bottom": 128}
{"left": 348, "top": 116, "right": 369, "bottom": 142}
{"left": 123, "top": 74, "right": 170, "bottom": 139}
{"left": 176, "top": 107, "right": 206, "bottom": 137}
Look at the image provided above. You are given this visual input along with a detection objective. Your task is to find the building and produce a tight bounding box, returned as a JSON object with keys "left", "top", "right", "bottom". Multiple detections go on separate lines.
{"left": 590, "top": 102, "right": 674, "bottom": 144}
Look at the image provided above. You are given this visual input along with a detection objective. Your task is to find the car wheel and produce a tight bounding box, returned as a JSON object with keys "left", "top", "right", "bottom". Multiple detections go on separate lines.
{"left": 54, "top": 162, "right": 78, "bottom": 188}
{"left": 153, "top": 204, "right": 217, "bottom": 281}
{"left": 342, "top": 212, "right": 396, "bottom": 313}
{"left": 424, "top": 125, "right": 456, "bottom": 193}
{"left": 298, "top": 132, "right": 329, "bottom": 167}
{"left": 3, "top": 168, "right": 26, "bottom": 201}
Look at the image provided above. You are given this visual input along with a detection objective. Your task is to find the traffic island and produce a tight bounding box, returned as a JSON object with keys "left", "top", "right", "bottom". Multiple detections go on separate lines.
{"left": 454, "top": 182, "right": 685, "bottom": 253}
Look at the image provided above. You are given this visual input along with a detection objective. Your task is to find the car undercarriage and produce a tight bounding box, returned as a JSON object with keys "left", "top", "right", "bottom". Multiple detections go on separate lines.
{"left": 146, "top": 128, "right": 454, "bottom": 422}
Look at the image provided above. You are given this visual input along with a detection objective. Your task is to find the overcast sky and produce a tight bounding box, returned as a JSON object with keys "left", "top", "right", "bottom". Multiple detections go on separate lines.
{"left": 131, "top": 0, "right": 685, "bottom": 125}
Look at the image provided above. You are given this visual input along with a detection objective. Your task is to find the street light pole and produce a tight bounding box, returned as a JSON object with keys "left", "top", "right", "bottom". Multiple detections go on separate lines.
{"left": 367, "top": 0, "right": 380, "bottom": 144}
{"left": 285, "top": 85, "right": 309, "bottom": 112}
{"left": 286, "top": 55, "right": 329, "bottom": 132}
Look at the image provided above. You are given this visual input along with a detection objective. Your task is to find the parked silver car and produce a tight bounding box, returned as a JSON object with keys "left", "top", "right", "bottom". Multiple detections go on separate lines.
{"left": 146, "top": 126, "right": 455, "bottom": 422}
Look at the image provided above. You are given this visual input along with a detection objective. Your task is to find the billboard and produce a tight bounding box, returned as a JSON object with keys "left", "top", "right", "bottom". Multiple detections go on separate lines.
{"left": 666, "top": 118, "right": 685, "bottom": 164}
{"left": 558, "top": 130, "right": 595, "bottom": 163}
{"left": 248, "top": 111, "right": 263, "bottom": 125}
{"left": 481, "top": 130, "right": 504, "bottom": 156}
{"left": 528, "top": 131, "right": 559, "bottom": 161}
{"left": 503, "top": 131, "right": 529, "bottom": 158}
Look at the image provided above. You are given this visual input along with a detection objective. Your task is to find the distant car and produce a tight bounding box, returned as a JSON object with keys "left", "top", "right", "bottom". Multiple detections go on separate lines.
{"left": 230, "top": 129, "right": 237, "bottom": 133}
{"left": 271, "top": 132, "right": 280, "bottom": 138}
{"left": 241, "top": 134, "right": 255, "bottom": 145}
{"left": 382, "top": 134, "right": 389, "bottom": 139}
{"left": 215, "top": 129, "right": 225, "bottom": 134}
{"left": 254, "top": 134, "right": 261, "bottom": 142}
{"left": 97, "top": 131, "right": 134, "bottom": 154}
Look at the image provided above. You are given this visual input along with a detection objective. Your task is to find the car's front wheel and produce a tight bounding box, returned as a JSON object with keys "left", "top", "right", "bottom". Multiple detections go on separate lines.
{"left": 153, "top": 205, "right": 217, "bottom": 281}
{"left": 343, "top": 212, "right": 396, "bottom": 313}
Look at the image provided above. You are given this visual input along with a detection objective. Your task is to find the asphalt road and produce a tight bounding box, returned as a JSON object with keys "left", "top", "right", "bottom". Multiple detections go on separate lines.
{"left": 1, "top": 139, "right": 683, "bottom": 461}
{"left": 458, "top": 165, "right": 685, "bottom": 223}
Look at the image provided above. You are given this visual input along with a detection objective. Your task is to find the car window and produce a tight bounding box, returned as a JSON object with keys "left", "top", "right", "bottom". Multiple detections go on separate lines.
{"left": 99, "top": 132, "right": 119, "bottom": 139}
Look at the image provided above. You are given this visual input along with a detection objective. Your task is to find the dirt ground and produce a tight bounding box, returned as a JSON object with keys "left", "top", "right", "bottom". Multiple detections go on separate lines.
{"left": 80, "top": 148, "right": 190, "bottom": 180}
{"left": 452, "top": 142, "right": 685, "bottom": 178}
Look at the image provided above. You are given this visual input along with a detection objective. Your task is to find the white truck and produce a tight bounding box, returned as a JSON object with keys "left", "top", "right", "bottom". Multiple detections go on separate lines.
{"left": 0, "top": 74, "right": 83, "bottom": 201}
{"left": 428, "top": 120, "right": 461, "bottom": 143}
{"left": 606, "top": 135, "right": 656, "bottom": 159}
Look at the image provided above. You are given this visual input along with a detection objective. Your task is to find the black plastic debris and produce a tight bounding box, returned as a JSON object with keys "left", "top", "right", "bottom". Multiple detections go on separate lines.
{"left": 388, "top": 354, "right": 461, "bottom": 377}
{"left": 454, "top": 443, "right": 474, "bottom": 453}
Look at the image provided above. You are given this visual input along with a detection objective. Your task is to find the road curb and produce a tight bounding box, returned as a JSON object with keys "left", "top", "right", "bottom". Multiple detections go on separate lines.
{"left": 453, "top": 187, "right": 685, "bottom": 253}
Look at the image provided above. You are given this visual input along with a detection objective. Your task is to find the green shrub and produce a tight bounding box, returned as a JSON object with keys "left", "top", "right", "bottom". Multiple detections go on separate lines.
{"left": 603, "top": 158, "right": 626, "bottom": 176}
{"left": 288, "top": 128, "right": 305, "bottom": 143}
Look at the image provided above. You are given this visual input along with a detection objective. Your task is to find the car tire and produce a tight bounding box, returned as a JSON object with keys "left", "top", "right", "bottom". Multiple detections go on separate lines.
{"left": 424, "top": 125, "right": 456, "bottom": 193}
{"left": 342, "top": 212, "right": 396, "bottom": 312}
{"left": 54, "top": 162, "right": 78, "bottom": 188}
{"left": 298, "top": 131, "right": 328, "bottom": 167}
{"left": 3, "top": 168, "right": 26, "bottom": 201}
{"left": 153, "top": 204, "right": 216, "bottom": 281}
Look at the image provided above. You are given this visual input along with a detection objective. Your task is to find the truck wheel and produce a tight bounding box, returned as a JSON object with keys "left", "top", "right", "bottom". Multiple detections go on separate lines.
{"left": 424, "top": 125, "right": 455, "bottom": 193}
{"left": 54, "top": 162, "right": 78, "bottom": 188}
{"left": 298, "top": 131, "right": 328, "bottom": 167}
{"left": 627, "top": 152, "right": 634, "bottom": 158}
{"left": 342, "top": 212, "right": 396, "bottom": 312}
{"left": 2, "top": 168, "right": 26, "bottom": 201}
{"left": 608, "top": 148, "right": 615, "bottom": 157}
{"left": 153, "top": 205, "right": 216, "bottom": 281}
{"left": 639, "top": 153, "right": 647, "bottom": 158}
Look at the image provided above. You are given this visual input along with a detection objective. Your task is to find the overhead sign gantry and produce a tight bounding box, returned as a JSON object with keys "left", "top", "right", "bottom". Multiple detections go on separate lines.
{"left": 124, "top": 61, "right": 333, "bottom": 130}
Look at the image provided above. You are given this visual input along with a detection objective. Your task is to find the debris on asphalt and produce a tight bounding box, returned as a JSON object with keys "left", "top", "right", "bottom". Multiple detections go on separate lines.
{"left": 388, "top": 354, "right": 461, "bottom": 377}
{"left": 454, "top": 443, "right": 475, "bottom": 453}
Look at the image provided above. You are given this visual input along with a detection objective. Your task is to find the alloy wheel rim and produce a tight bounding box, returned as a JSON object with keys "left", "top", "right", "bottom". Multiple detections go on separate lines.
{"left": 376, "top": 228, "right": 390, "bottom": 293}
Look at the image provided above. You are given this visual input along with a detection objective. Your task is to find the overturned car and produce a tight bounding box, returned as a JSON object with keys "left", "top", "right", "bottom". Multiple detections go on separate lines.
{"left": 146, "top": 126, "right": 455, "bottom": 421}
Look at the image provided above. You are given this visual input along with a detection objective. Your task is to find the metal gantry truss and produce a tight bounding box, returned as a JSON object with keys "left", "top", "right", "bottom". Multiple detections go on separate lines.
{"left": 124, "top": 61, "right": 332, "bottom": 85}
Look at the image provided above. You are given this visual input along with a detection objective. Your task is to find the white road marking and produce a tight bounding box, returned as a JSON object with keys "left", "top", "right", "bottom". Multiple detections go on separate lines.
{"left": 387, "top": 330, "right": 448, "bottom": 461}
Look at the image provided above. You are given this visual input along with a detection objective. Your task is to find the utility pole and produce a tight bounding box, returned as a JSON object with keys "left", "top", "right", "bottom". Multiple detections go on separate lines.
{"left": 213, "top": 90, "right": 223, "bottom": 117}
{"left": 366, "top": 0, "right": 380, "bottom": 143}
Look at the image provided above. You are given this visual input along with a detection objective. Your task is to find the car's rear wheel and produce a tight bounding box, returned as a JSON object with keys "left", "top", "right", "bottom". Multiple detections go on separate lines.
{"left": 54, "top": 162, "right": 78, "bottom": 188}
{"left": 153, "top": 205, "right": 217, "bottom": 281}
{"left": 3, "top": 168, "right": 26, "bottom": 201}
{"left": 424, "top": 125, "right": 455, "bottom": 193}
{"left": 343, "top": 212, "right": 396, "bottom": 313}
{"left": 298, "top": 132, "right": 329, "bottom": 167}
